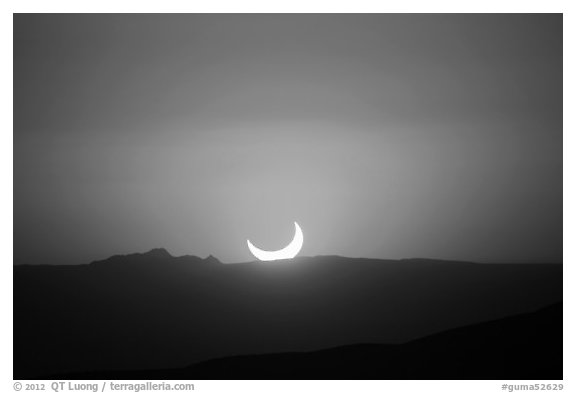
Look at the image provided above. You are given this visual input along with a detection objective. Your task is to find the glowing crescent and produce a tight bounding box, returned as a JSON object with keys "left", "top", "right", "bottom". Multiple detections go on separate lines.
{"left": 247, "top": 222, "right": 304, "bottom": 261}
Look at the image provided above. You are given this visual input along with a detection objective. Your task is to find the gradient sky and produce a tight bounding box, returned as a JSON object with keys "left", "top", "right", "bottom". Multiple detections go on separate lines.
{"left": 14, "top": 14, "right": 562, "bottom": 264}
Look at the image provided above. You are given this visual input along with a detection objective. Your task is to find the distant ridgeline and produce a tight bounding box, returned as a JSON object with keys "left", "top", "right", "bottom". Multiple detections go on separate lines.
{"left": 14, "top": 250, "right": 562, "bottom": 380}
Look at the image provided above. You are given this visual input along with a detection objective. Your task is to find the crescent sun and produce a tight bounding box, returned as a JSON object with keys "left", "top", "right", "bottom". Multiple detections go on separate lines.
{"left": 247, "top": 222, "right": 304, "bottom": 261}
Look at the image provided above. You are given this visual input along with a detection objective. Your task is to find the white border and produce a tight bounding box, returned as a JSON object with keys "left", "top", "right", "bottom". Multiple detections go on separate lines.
{"left": 4, "top": 2, "right": 572, "bottom": 392}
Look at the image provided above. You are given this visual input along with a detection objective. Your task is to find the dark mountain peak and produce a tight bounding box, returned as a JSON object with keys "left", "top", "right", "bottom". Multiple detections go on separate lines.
{"left": 175, "top": 254, "right": 222, "bottom": 265}
{"left": 90, "top": 248, "right": 174, "bottom": 266}
{"left": 143, "top": 248, "right": 172, "bottom": 258}
{"left": 88, "top": 248, "right": 221, "bottom": 269}
{"left": 204, "top": 254, "right": 221, "bottom": 264}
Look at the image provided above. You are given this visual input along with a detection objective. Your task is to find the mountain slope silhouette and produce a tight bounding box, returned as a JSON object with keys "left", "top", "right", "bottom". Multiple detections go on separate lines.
{"left": 51, "top": 302, "right": 562, "bottom": 380}
{"left": 14, "top": 250, "right": 562, "bottom": 379}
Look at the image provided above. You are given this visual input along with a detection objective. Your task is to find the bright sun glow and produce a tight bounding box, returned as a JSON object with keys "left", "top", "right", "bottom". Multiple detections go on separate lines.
{"left": 247, "top": 222, "right": 304, "bottom": 261}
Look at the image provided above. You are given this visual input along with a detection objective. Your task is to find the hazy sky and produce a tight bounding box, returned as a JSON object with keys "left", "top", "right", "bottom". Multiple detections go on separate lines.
{"left": 14, "top": 14, "right": 562, "bottom": 264}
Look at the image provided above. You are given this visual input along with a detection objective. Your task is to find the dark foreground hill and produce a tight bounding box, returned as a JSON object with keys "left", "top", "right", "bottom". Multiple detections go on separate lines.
{"left": 53, "top": 302, "right": 563, "bottom": 380}
{"left": 14, "top": 249, "right": 562, "bottom": 379}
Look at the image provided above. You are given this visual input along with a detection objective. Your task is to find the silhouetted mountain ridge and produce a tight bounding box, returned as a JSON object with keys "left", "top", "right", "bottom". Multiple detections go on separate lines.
{"left": 14, "top": 249, "right": 562, "bottom": 379}
{"left": 89, "top": 248, "right": 222, "bottom": 267}
{"left": 51, "top": 302, "right": 562, "bottom": 380}
{"left": 16, "top": 248, "right": 561, "bottom": 268}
